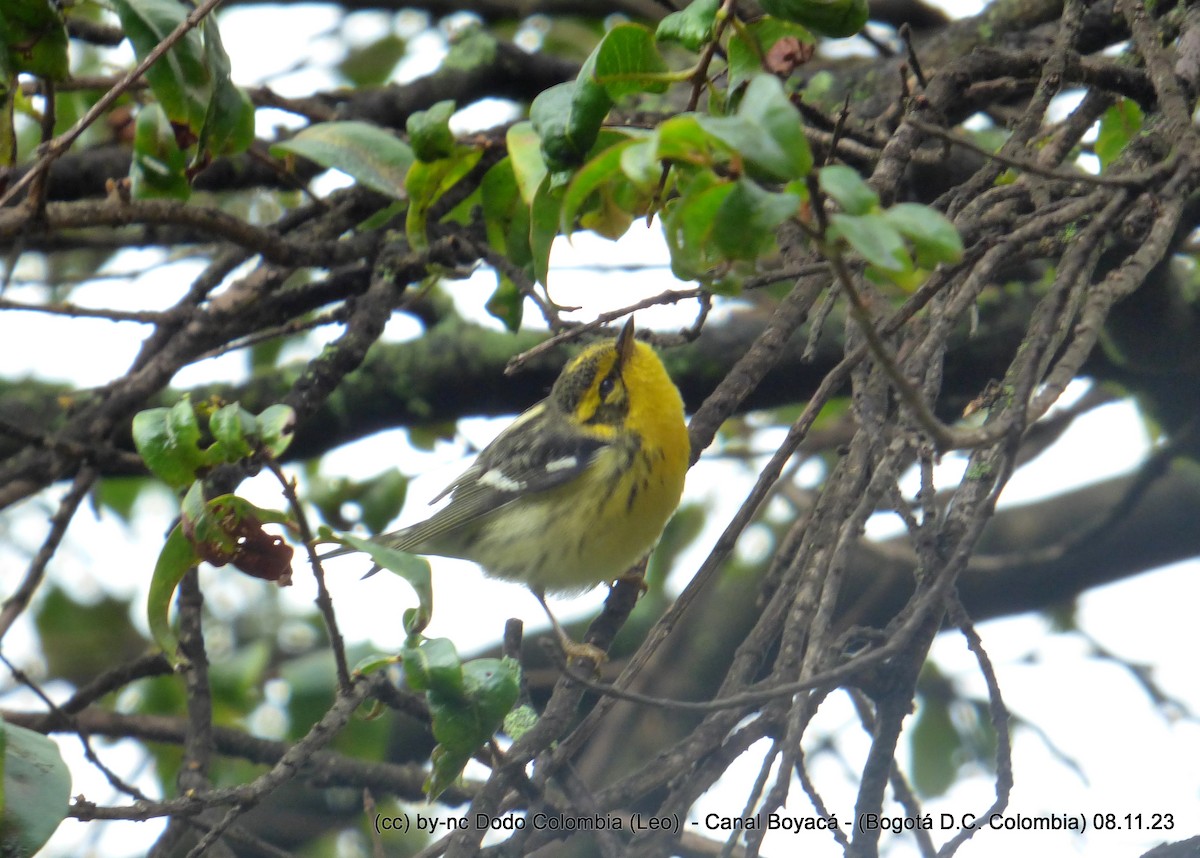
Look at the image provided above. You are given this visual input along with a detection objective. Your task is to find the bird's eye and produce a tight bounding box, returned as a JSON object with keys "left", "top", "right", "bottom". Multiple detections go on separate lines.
{"left": 598, "top": 375, "right": 617, "bottom": 400}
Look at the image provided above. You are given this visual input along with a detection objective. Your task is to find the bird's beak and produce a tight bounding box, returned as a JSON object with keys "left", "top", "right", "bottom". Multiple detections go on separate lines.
{"left": 617, "top": 317, "right": 636, "bottom": 369}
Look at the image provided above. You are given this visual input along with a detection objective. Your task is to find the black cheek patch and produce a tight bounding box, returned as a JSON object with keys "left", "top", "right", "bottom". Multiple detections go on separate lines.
{"left": 556, "top": 356, "right": 602, "bottom": 412}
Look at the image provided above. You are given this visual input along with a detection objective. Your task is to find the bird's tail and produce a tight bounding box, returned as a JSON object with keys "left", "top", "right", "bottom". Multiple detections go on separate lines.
{"left": 316, "top": 540, "right": 385, "bottom": 578}
{"left": 316, "top": 544, "right": 354, "bottom": 560}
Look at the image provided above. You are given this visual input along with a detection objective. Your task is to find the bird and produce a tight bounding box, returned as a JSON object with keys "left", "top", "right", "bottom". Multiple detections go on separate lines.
{"left": 324, "top": 318, "right": 689, "bottom": 658}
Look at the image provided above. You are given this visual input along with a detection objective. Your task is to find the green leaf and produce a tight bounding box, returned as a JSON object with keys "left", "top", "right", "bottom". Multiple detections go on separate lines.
{"left": 558, "top": 96, "right": 604, "bottom": 160}
{"left": 442, "top": 26, "right": 497, "bottom": 71}
{"left": 356, "top": 199, "right": 406, "bottom": 232}
{"left": 726, "top": 18, "right": 815, "bottom": 92}
{"left": 529, "top": 174, "right": 563, "bottom": 286}
{"left": 481, "top": 157, "right": 533, "bottom": 270}
{"left": 402, "top": 637, "right": 464, "bottom": 698}
{"left": 352, "top": 652, "right": 400, "bottom": 676}
{"left": 1095, "top": 98, "right": 1144, "bottom": 169}
{"left": 910, "top": 690, "right": 958, "bottom": 797}
{"left": 461, "top": 658, "right": 520, "bottom": 734}
{"left": 726, "top": 31, "right": 761, "bottom": 96}
{"left": 656, "top": 0, "right": 720, "bottom": 51}
{"left": 479, "top": 160, "right": 531, "bottom": 331}
{"left": 181, "top": 475, "right": 206, "bottom": 522}
{"left": 147, "top": 522, "right": 198, "bottom": 656}
{"left": 407, "top": 99, "right": 457, "bottom": 162}
{"left": 486, "top": 275, "right": 524, "bottom": 332}
{"left": 648, "top": 113, "right": 720, "bottom": 169}
{"left": 529, "top": 83, "right": 582, "bottom": 170}
{"left": 801, "top": 69, "right": 837, "bottom": 109}
{"left": 272, "top": 121, "right": 415, "bottom": 199}
{"left": 91, "top": 476, "right": 152, "bottom": 523}
{"left": 35, "top": 589, "right": 145, "bottom": 687}
{"left": 426, "top": 658, "right": 518, "bottom": 752}
{"left": 406, "top": 646, "right": 520, "bottom": 799}
{"left": 819, "top": 164, "right": 878, "bottom": 215}
{"left": 206, "top": 402, "right": 294, "bottom": 463}
{"left": 0, "top": 720, "right": 71, "bottom": 854}
{"left": 561, "top": 136, "right": 640, "bottom": 235}
{"left": 356, "top": 469, "right": 409, "bottom": 534}
{"left": 196, "top": 16, "right": 254, "bottom": 158}
{"left": 337, "top": 33, "right": 406, "bottom": 87}
{"left": 132, "top": 397, "right": 205, "bottom": 489}
{"left": 505, "top": 122, "right": 548, "bottom": 205}
{"left": 618, "top": 138, "right": 661, "bottom": 188}
{"left": 256, "top": 404, "right": 296, "bottom": 457}
{"left": 963, "top": 699, "right": 999, "bottom": 770}
{"left": 759, "top": 0, "right": 868, "bottom": 38}
{"left": 167, "top": 396, "right": 205, "bottom": 460}
{"left": 713, "top": 178, "right": 800, "bottom": 260}
{"left": 426, "top": 743, "right": 472, "bottom": 799}
{"left": 130, "top": 103, "right": 191, "bottom": 200}
{"left": 697, "top": 74, "right": 812, "bottom": 181}
{"left": 111, "top": 0, "right": 211, "bottom": 133}
{"left": 0, "top": 0, "right": 69, "bottom": 80}
{"left": 830, "top": 212, "right": 912, "bottom": 273}
{"left": 529, "top": 80, "right": 611, "bottom": 172}
{"left": 335, "top": 534, "right": 433, "bottom": 634}
{"left": 209, "top": 402, "right": 257, "bottom": 460}
{"left": 647, "top": 501, "right": 706, "bottom": 588}
{"left": 661, "top": 174, "right": 733, "bottom": 280}
{"left": 580, "top": 178, "right": 638, "bottom": 239}
{"left": 405, "top": 146, "right": 483, "bottom": 250}
{"left": 883, "top": 203, "right": 964, "bottom": 267}
{"left": 247, "top": 332, "right": 287, "bottom": 371}
{"left": 208, "top": 639, "right": 272, "bottom": 712}
{"left": 530, "top": 27, "right": 658, "bottom": 174}
{"left": 309, "top": 470, "right": 411, "bottom": 532}
{"left": 589, "top": 23, "right": 669, "bottom": 99}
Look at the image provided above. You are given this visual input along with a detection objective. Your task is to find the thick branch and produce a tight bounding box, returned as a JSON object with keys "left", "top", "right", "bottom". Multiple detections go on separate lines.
{"left": 0, "top": 289, "right": 1044, "bottom": 471}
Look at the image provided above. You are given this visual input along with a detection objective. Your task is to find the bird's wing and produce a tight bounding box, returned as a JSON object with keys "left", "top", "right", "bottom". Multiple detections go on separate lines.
{"left": 387, "top": 402, "right": 610, "bottom": 549}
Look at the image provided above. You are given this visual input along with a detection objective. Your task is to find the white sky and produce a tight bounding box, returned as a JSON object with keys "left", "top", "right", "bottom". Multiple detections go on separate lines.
{"left": 2, "top": 1, "right": 1198, "bottom": 856}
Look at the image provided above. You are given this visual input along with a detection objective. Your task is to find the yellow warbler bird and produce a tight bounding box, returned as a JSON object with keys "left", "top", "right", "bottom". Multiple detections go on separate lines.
{"left": 328, "top": 318, "right": 689, "bottom": 647}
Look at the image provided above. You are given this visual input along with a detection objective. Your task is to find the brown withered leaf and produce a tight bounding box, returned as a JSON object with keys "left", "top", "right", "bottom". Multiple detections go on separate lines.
{"left": 766, "top": 37, "right": 814, "bottom": 76}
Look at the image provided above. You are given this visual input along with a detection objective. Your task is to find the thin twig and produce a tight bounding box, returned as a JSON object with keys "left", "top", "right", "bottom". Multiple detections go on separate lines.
{"left": 471, "top": 239, "right": 566, "bottom": 328}
{"left": 899, "top": 24, "right": 928, "bottom": 89}
{"left": 0, "top": 652, "right": 151, "bottom": 802}
{"left": 62, "top": 673, "right": 377, "bottom": 824}
{"left": 0, "top": 466, "right": 97, "bottom": 643}
{"left": 848, "top": 689, "right": 935, "bottom": 858}
{"left": 0, "top": 196, "right": 380, "bottom": 267}
{"left": 826, "top": 248, "right": 957, "bottom": 449}
{"left": 191, "top": 305, "right": 348, "bottom": 363}
{"left": 825, "top": 96, "right": 852, "bottom": 167}
{"left": 0, "top": 297, "right": 167, "bottom": 323}
{"left": 504, "top": 288, "right": 705, "bottom": 373}
{"left": 907, "top": 117, "right": 1175, "bottom": 187}
{"left": 158, "top": 569, "right": 217, "bottom": 856}
{"left": 647, "top": 0, "right": 737, "bottom": 223}
{"left": 270, "top": 456, "right": 353, "bottom": 693}
{"left": 936, "top": 598, "right": 1013, "bottom": 858}
{"left": 61, "top": 654, "right": 174, "bottom": 714}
